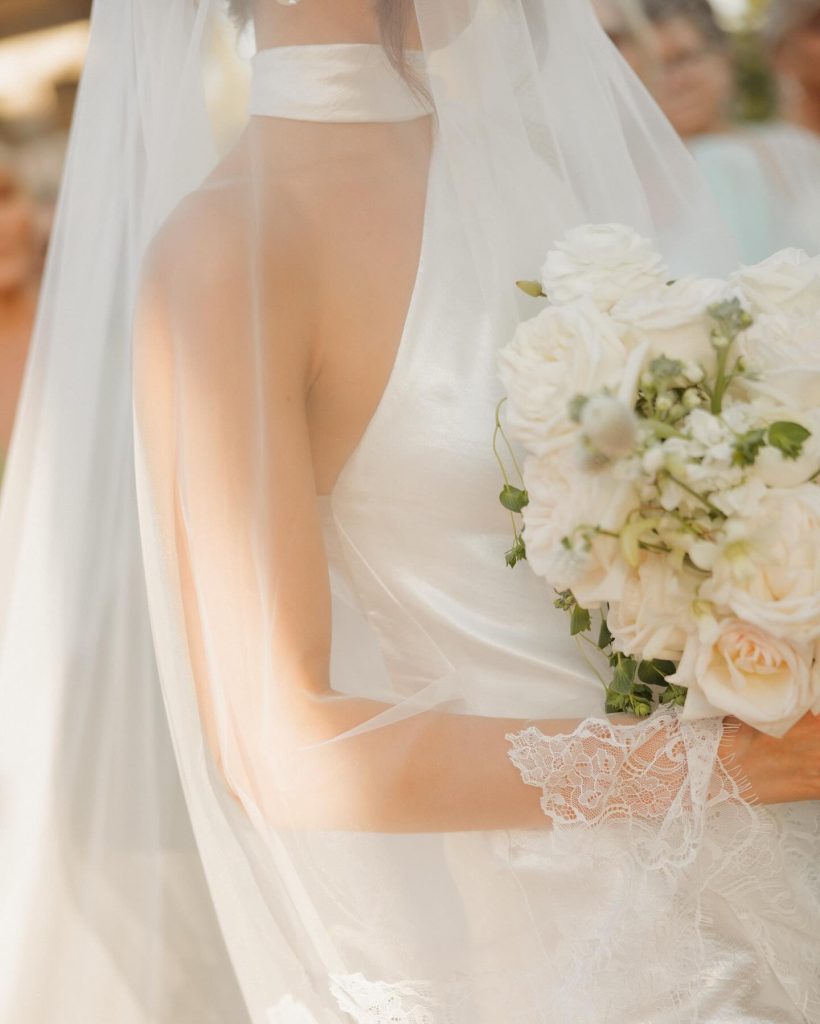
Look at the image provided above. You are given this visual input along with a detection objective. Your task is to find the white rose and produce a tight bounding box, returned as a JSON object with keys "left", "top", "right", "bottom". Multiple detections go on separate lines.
{"left": 612, "top": 276, "right": 727, "bottom": 372}
{"left": 521, "top": 450, "right": 635, "bottom": 605}
{"left": 732, "top": 248, "right": 820, "bottom": 317}
{"left": 675, "top": 615, "right": 817, "bottom": 737}
{"left": 499, "top": 301, "right": 629, "bottom": 457}
{"left": 737, "top": 313, "right": 820, "bottom": 412}
{"left": 701, "top": 485, "right": 820, "bottom": 643}
{"left": 607, "top": 555, "right": 697, "bottom": 662}
{"left": 540, "top": 223, "right": 667, "bottom": 312}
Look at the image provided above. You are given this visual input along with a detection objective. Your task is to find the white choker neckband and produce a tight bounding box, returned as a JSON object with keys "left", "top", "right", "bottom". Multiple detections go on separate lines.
{"left": 249, "top": 44, "right": 433, "bottom": 124}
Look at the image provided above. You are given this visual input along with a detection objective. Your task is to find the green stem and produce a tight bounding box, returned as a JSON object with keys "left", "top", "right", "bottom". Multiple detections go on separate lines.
{"left": 575, "top": 635, "right": 608, "bottom": 692}
{"left": 494, "top": 398, "right": 525, "bottom": 483}
{"left": 663, "top": 471, "right": 726, "bottom": 518}
{"left": 710, "top": 341, "right": 732, "bottom": 415}
{"left": 492, "top": 400, "right": 525, "bottom": 542}
{"left": 492, "top": 411, "right": 512, "bottom": 490}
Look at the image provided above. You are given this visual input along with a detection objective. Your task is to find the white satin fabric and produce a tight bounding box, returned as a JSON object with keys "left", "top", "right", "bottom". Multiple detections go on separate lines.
{"left": 320, "top": 142, "right": 604, "bottom": 724}
{"left": 136, "top": 44, "right": 820, "bottom": 1023}
{"left": 250, "top": 44, "right": 433, "bottom": 123}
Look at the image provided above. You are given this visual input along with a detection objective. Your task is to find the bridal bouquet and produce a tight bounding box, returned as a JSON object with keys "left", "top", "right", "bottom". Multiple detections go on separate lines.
{"left": 498, "top": 225, "right": 820, "bottom": 736}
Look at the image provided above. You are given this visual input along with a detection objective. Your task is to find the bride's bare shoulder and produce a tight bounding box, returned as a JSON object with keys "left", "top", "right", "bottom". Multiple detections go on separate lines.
{"left": 143, "top": 142, "right": 311, "bottom": 296}
{"left": 136, "top": 139, "right": 317, "bottom": 377}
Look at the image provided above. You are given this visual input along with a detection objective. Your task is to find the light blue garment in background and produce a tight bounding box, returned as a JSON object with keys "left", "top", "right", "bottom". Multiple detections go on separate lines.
{"left": 690, "top": 124, "right": 820, "bottom": 263}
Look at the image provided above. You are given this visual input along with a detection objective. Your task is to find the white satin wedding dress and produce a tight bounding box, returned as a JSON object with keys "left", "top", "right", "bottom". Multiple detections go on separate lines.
{"left": 129, "top": 42, "right": 820, "bottom": 1024}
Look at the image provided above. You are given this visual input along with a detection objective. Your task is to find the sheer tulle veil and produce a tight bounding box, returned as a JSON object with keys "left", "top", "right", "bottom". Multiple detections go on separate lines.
{"left": 0, "top": 1, "right": 757, "bottom": 1022}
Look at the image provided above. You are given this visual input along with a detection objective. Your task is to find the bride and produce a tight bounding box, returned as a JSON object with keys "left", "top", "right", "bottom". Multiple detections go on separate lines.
{"left": 1, "top": 1, "right": 819, "bottom": 1021}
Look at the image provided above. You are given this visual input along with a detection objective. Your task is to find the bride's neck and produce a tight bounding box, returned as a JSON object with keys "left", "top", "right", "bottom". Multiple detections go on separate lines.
{"left": 252, "top": 1, "right": 421, "bottom": 51}
{"left": 253, "top": 4, "right": 377, "bottom": 50}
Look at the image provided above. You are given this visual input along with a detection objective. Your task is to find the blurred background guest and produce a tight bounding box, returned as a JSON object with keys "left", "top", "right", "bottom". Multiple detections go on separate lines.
{"left": 600, "top": 0, "right": 820, "bottom": 260}
{"left": 765, "top": 0, "right": 820, "bottom": 134}
{"left": 0, "top": 6, "right": 89, "bottom": 483}
{"left": 593, "top": 0, "right": 662, "bottom": 84}
{"left": 0, "top": 147, "right": 42, "bottom": 481}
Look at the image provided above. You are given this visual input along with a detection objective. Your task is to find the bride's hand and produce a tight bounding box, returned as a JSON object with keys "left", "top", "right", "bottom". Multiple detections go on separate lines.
{"left": 719, "top": 712, "right": 820, "bottom": 805}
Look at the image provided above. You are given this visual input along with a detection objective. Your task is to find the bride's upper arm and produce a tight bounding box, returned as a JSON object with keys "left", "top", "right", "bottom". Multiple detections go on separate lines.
{"left": 134, "top": 188, "right": 334, "bottom": 722}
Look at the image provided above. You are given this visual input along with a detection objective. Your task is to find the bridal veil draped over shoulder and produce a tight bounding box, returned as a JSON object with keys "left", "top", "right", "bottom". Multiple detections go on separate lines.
{"left": 0, "top": 1, "right": 818, "bottom": 1022}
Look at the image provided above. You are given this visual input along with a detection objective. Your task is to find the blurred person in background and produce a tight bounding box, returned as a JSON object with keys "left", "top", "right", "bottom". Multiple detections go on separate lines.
{"left": 644, "top": 0, "right": 736, "bottom": 138}
{"left": 592, "top": 0, "right": 661, "bottom": 83}
{"left": 765, "top": 0, "right": 820, "bottom": 135}
{"left": 601, "top": 0, "right": 820, "bottom": 259}
{"left": 0, "top": 145, "right": 42, "bottom": 482}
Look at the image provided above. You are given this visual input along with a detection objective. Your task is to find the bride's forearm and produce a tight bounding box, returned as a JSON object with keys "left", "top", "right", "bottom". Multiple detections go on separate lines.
{"left": 253, "top": 695, "right": 717, "bottom": 833}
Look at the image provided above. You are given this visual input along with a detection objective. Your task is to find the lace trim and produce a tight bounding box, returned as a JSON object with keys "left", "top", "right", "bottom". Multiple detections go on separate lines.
{"left": 330, "top": 973, "right": 459, "bottom": 1024}
{"left": 506, "top": 707, "right": 731, "bottom": 870}
{"left": 266, "top": 995, "right": 316, "bottom": 1023}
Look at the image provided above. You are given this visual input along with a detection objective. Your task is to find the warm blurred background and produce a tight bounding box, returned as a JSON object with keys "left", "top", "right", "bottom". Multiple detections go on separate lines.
{"left": 0, "top": 0, "right": 794, "bottom": 237}
{"left": 0, "top": 2, "right": 89, "bottom": 475}
{"left": 0, "top": 1, "right": 90, "bottom": 219}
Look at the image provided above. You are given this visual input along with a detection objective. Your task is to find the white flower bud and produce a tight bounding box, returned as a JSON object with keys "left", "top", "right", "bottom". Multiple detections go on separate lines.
{"left": 580, "top": 395, "right": 638, "bottom": 458}
{"left": 683, "top": 388, "right": 701, "bottom": 410}
{"left": 683, "top": 362, "right": 705, "bottom": 384}
{"left": 655, "top": 394, "right": 673, "bottom": 414}
{"left": 642, "top": 446, "right": 665, "bottom": 475}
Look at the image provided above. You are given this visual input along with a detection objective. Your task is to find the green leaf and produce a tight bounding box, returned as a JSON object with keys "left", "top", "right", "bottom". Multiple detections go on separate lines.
{"left": 732, "top": 428, "right": 767, "bottom": 467}
{"left": 611, "top": 656, "right": 638, "bottom": 694}
{"left": 516, "top": 279, "right": 546, "bottom": 298}
{"left": 767, "top": 421, "right": 811, "bottom": 461}
{"left": 637, "top": 659, "right": 678, "bottom": 687}
{"left": 605, "top": 688, "right": 628, "bottom": 714}
{"left": 499, "top": 484, "right": 530, "bottom": 513}
{"left": 598, "top": 616, "right": 613, "bottom": 651}
{"left": 659, "top": 683, "right": 689, "bottom": 707}
{"left": 505, "top": 535, "right": 527, "bottom": 568}
{"left": 570, "top": 604, "right": 592, "bottom": 636}
{"left": 554, "top": 589, "right": 576, "bottom": 612}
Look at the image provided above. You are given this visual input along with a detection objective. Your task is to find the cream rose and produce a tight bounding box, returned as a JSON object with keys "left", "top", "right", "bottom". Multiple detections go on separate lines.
{"left": 521, "top": 450, "right": 635, "bottom": 605}
{"left": 499, "top": 301, "right": 629, "bottom": 457}
{"left": 607, "top": 555, "right": 697, "bottom": 662}
{"left": 732, "top": 248, "right": 820, "bottom": 317}
{"left": 540, "top": 223, "right": 667, "bottom": 312}
{"left": 612, "top": 276, "right": 726, "bottom": 372}
{"left": 737, "top": 313, "right": 820, "bottom": 412}
{"left": 701, "top": 485, "right": 820, "bottom": 643}
{"left": 676, "top": 616, "right": 816, "bottom": 737}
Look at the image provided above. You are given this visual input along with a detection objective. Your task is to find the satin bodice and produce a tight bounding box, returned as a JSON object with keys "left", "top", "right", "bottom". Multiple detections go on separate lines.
{"left": 319, "top": 143, "right": 602, "bottom": 721}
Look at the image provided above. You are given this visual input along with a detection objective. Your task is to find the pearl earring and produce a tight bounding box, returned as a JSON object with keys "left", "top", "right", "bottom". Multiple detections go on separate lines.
{"left": 275, "top": 0, "right": 302, "bottom": 5}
